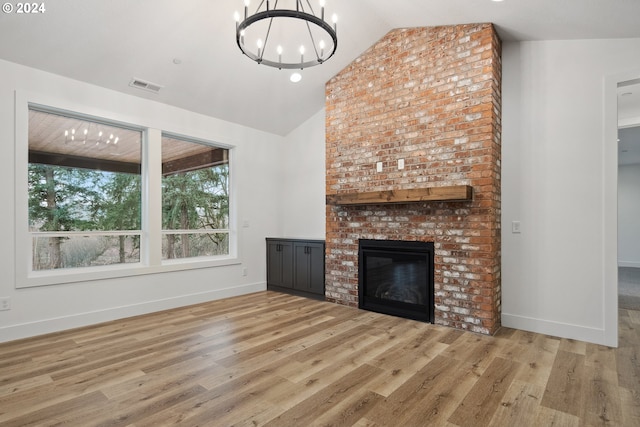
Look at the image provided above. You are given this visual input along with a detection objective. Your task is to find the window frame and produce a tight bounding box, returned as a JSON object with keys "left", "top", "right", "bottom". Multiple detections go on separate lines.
{"left": 15, "top": 92, "right": 238, "bottom": 289}
{"left": 160, "top": 132, "right": 232, "bottom": 263}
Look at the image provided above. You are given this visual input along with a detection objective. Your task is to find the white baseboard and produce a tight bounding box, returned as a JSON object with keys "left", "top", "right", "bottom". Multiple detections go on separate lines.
{"left": 501, "top": 313, "right": 615, "bottom": 347}
{"left": 618, "top": 261, "right": 640, "bottom": 269}
{"left": 0, "top": 282, "right": 266, "bottom": 343}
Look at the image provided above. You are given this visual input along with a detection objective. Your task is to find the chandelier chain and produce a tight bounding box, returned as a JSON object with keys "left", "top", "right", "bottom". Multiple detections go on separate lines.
{"left": 305, "top": 20, "right": 320, "bottom": 61}
{"left": 262, "top": 17, "right": 274, "bottom": 62}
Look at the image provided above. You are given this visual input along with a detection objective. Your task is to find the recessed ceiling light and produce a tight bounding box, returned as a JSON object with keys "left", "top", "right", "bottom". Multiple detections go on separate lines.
{"left": 290, "top": 73, "right": 302, "bottom": 83}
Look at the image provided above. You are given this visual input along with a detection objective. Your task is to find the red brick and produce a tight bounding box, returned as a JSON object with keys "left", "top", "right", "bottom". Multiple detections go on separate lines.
{"left": 325, "top": 24, "right": 501, "bottom": 335}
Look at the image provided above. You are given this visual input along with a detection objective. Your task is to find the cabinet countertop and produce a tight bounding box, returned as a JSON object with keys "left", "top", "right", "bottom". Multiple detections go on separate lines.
{"left": 266, "top": 237, "right": 325, "bottom": 243}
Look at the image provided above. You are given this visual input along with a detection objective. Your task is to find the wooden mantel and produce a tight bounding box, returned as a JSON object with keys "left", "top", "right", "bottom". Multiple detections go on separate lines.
{"left": 326, "top": 185, "right": 473, "bottom": 206}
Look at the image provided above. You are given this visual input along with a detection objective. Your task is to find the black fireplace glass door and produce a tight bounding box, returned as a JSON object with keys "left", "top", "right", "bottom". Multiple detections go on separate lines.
{"left": 358, "top": 239, "right": 434, "bottom": 323}
{"left": 364, "top": 252, "right": 427, "bottom": 305}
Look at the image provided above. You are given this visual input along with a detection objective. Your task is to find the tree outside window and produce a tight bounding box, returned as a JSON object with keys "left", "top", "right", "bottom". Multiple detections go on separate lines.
{"left": 28, "top": 109, "right": 142, "bottom": 271}
{"left": 161, "top": 135, "right": 230, "bottom": 260}
{"left": 27, "top": 109, "right": 231, "bottom": 273}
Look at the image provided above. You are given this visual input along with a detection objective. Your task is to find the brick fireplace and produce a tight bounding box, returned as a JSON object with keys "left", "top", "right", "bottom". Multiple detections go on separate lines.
{"left": 325, "top": 23, "right": 502, "bottom": 334}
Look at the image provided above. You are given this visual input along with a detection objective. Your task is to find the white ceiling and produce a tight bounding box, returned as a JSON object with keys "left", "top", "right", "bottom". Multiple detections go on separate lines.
{"left": 1, "top": 0, "right": 640, "bottom": 136}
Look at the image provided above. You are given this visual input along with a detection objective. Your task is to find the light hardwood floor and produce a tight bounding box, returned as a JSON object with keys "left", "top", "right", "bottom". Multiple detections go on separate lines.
{"left": 1, "top": 291, "right": 638, "bottom": 426}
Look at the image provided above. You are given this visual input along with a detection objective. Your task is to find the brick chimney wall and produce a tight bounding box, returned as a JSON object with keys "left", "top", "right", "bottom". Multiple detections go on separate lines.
{"left": 325, "top": 24, "right": 502, "bottom": 334}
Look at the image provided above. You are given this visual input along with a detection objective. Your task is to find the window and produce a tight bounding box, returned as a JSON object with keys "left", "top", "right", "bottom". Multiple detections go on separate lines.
{"left": 161, "top": 135, "right": 230, "bottom": 260}
{"left": 18, "top": 100, "right": 236, "bottom": 287}
{"left": 28, "top": 108, "right": 142, "bottom": 271}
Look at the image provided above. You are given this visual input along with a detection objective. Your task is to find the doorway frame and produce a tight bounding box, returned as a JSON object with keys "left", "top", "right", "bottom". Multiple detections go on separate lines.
{"left": 604, "top": 70, "right": 640, "bottom": 348}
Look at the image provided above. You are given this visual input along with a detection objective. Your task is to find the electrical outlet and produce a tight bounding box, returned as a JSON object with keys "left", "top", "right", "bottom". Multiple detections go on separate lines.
{"left": 242, "top": 267, "right": 248, "bottom": 277}
{"left": 0, "top": 297, "right": 11, "bottom": 311}
{"left": 512, "top": 221, "right": 521, "bottom": 234}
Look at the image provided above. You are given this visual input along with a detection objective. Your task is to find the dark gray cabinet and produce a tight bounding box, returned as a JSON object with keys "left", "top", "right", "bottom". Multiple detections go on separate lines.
{"left": 267, "top": 238, "right": 325, "bottom": 299}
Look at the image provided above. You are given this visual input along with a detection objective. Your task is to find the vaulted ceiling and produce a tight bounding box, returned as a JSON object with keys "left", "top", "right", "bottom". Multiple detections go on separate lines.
{"left": 1, "top": 0, "right": 640, "bottom": 136}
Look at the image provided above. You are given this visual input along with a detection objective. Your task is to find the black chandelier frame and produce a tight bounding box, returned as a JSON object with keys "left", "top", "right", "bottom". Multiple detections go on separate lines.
{"left": 236, "top": 0, "right": 338, "bottom": 70}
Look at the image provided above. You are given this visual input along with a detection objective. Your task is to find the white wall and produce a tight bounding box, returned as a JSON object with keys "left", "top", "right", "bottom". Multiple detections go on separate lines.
{"left": 280, "top": 109, "right": 326, "bottom": 239}
{"left": 619, "top": 163, "right": 640, "bottom": 267}
{"left": 502, "top": 38, "right": 640, "bottom": 346}
{"left": 0, "top": 59, "right": 283, "bottom": 342}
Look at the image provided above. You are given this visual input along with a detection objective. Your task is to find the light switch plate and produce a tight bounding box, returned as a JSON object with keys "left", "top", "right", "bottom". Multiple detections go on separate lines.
{"left": 512, "top": 221, "right": 521, "bottom": 233}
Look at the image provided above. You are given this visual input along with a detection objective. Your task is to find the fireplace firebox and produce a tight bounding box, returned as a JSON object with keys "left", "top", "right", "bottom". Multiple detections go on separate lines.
{"left": 358, "top": 239, "right": 435, "bottom": 323}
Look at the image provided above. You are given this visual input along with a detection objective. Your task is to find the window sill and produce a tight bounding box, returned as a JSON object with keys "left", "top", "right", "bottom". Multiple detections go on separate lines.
{"left": 18, "top": 256, "right": 240, "bottom": 289}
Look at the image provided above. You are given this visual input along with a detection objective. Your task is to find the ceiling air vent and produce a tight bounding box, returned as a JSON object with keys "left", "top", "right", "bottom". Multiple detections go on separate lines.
{"left": 128, "top": 78, "right": 163, "bottom": 94}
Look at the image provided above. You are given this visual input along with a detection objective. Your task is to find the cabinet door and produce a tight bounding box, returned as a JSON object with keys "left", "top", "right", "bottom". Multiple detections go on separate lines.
{"left": 307, "top": 243, "right": 325, "bottom": 295}
{"left": 266, "top": 240, "right": 281, "bottom": 285}
{"left": 293, "top": 242, "right": 324, "bottom": 295}
{"left": 279, "top": 242, "right": 294, "bottom": 288}
{"left": 267, "top": 240, "right": 293, "bottom": 288}
{"left": 293, "top": 243, "right": 308, "bottom": 291}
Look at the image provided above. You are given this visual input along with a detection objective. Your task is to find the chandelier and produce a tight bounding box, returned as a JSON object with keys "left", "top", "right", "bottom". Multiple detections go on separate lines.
{"left": 234, "top": 0, "right": 338, "bottom": 70}
{"left": 64, "top": 124, "right": 119, "bottom": 147}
